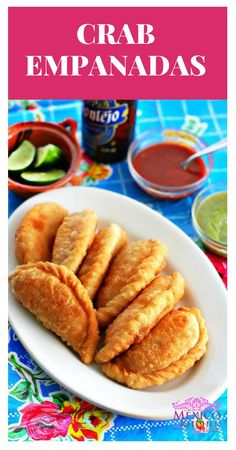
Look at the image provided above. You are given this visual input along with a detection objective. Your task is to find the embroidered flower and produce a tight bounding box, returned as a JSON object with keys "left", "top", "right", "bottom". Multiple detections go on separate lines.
{"left": 86, "top": 164, "right": 111, "bottom": 181}
{"left": 61, "top": 398, "right": 113, "bottom": 441}
{"left": 70, "top": 155, "right": 112, "bottom": 186}
{"left": 70, "top": 174, "right": 84, "bottom": 186}
{"left": 19, "top": 401, "right": 71, "bottom": 441}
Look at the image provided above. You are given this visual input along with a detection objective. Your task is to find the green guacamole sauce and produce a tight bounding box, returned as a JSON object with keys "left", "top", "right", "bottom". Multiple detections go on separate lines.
{"left": 196, "top": 192, "right": 227, "bottom": 244}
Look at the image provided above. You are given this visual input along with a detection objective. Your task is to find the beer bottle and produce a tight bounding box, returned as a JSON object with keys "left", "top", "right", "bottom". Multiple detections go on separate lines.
{"left": 82, "top": 100, "right": 137, "bottom": 164}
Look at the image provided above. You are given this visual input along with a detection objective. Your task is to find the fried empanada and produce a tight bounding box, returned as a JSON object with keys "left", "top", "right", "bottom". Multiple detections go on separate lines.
{"left": 78, "top": 224, "right": 127, "bottom": 301}
{"left": 95, "top": 272, "right": 184, "bottom": 363}
{"left": 52, "top": 209, "right": 97, "bottom": 273}
{"left": 15, "top": 202, "right": 68, "bottom": 264}
{"left": 9, "top": 262, "right": 99, "bottom": 364}
{"left": 102, "top": 307, "right": 208, "bottom": 389}
{"left": 96, "top": 240, "right": 168, "bottom": 326}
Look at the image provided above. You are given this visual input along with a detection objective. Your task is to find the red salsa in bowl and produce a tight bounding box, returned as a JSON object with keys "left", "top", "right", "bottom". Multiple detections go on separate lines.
{"left": 128, "top": 129, "right": 213, "bottom": 199}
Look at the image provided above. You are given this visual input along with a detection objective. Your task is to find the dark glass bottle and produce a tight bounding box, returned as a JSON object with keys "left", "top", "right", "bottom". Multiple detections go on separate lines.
{"left": 82, "top": 100, "right": 137, "bottom": 164}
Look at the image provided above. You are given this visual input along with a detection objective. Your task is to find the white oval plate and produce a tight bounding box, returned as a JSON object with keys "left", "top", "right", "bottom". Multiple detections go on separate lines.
{"left": 8, "top": 187, "right": 227, "bottom": 419}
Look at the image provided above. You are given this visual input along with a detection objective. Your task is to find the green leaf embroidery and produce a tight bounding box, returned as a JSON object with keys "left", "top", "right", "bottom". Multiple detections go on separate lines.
{"left": 9, "top": 381, "right": 31, "bottom": 401}
{"left": 8, "top": 426, "right": 27, "bottom": 440}
{"left": 51, "top": 392, "right": 70, "bottom": 407}
{"left": 43, "top": 379, "right": 57, "bottom": 387}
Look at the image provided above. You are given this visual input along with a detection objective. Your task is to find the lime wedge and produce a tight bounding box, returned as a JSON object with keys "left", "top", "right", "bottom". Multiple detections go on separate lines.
{"left": 34, "top": 144, "right": 62, "bottom": 168}
{"left": 21, "top": 169, "right": 66, "bottom": 184}
{"left": 8, "top": 140, "right": 36, "bottom": 171}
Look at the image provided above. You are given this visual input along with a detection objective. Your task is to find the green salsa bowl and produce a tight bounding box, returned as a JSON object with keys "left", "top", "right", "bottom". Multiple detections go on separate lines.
{"left": 192, "top": 182, "right": 227, "bottom": 257}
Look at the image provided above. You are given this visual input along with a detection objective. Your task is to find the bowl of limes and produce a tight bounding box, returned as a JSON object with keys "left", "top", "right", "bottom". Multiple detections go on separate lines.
{"left": 8, "top": 119, "right": 82, "bottom": 197}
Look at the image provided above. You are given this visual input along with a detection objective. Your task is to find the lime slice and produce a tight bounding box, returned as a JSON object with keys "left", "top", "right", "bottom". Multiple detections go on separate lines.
{"left": 21, "top": 169, "right": 66, "bottom": 184}
{"left": 8, "top": 140, "right": 36, "bottom": 171}
{"left": 34, "top": 144, "right": 62, "bottom": 168}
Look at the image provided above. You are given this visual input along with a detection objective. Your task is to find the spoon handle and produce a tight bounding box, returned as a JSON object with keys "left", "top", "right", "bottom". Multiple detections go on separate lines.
{"left": 181, "top": 137, "right": 227, "bottom": 169}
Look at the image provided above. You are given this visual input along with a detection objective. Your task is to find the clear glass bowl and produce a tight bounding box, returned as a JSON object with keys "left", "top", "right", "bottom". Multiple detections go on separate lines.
{"left": 127, "top": 128, "right": 213, "bottom": 199}
{"left": 192, "top": 182, "right": 227, "bottom": 257}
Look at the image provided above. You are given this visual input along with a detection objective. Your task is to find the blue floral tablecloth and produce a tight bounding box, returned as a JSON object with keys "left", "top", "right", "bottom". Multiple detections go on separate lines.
{"left": 8, "top": 99, "right": 227, "bottom": 441}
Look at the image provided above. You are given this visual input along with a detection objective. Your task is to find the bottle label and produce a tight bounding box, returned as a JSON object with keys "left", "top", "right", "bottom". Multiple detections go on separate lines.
{"left": 83, "top": 101, "right": 128, "bottom": 127}
{"left": 83, "top": 100, "right": 129, "bottom": 148}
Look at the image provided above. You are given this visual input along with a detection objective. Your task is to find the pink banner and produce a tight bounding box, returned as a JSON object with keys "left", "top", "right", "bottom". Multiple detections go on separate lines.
{"left": 8, "top": 7, "right": 227, "bottom": 99}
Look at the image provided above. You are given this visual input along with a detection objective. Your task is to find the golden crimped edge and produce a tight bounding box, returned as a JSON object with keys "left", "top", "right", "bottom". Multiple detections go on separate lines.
{"left": 102, "top": 307, "right": 208, "bottom": 389}
{"left": 9, "top": 262, "right": 99, "bottom": 364}
{"left": 96, "top": 240, "right": 168, "bottom": 327}
{"left": 78, "top": 224, "right": 127, "bottom": 301}
{"left": 95, "top": 272, "right": 185, "bottom": 364}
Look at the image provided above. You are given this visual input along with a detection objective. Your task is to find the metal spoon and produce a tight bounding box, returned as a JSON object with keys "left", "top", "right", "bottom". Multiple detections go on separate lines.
{"left": 180, "top": 137, "right": 227, "bottom": 170}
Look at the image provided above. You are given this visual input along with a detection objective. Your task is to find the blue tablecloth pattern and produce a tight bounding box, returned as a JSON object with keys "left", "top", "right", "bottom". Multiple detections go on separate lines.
{"left": 8, "top": 100, "right": 227, "bottom": 441}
